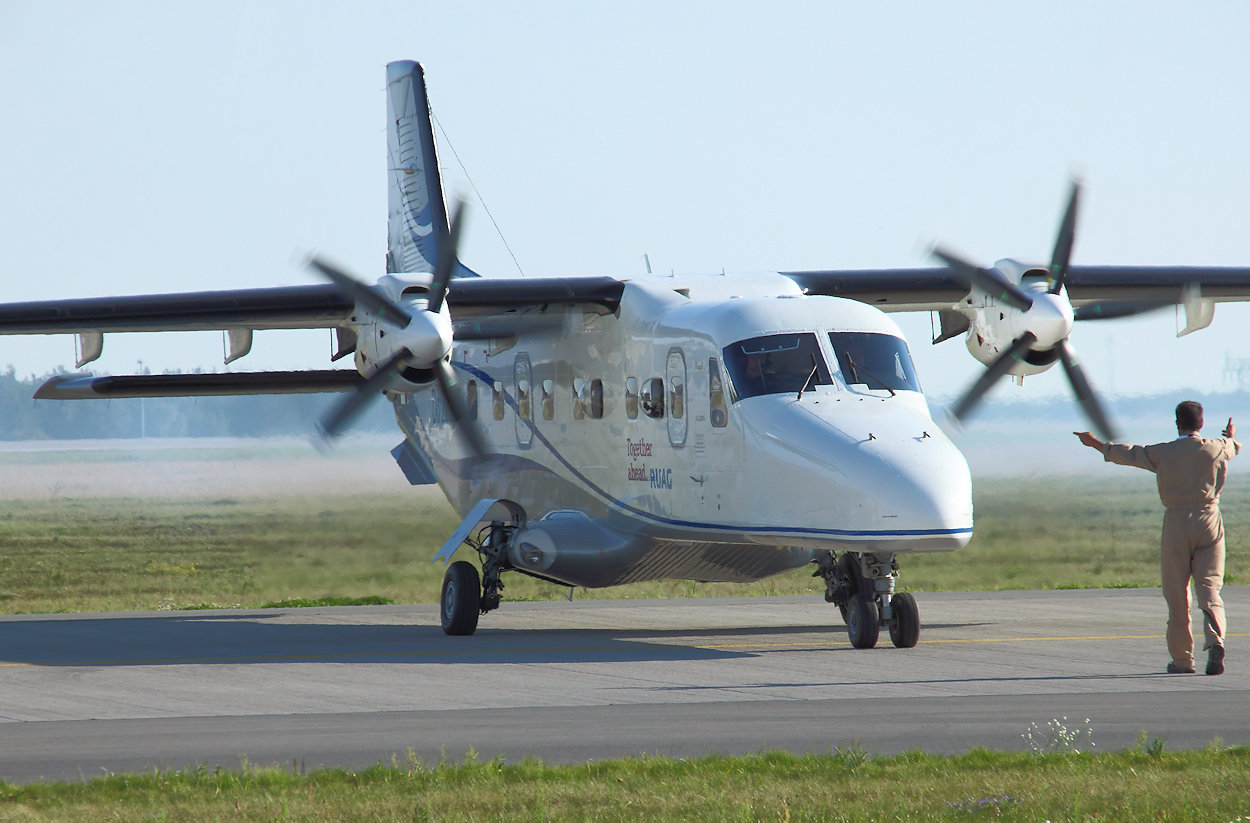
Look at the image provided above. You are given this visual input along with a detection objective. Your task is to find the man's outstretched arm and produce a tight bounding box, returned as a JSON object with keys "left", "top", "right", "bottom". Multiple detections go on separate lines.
{"left": 1075, "top": 430, "right": 1157, "bottom": 471}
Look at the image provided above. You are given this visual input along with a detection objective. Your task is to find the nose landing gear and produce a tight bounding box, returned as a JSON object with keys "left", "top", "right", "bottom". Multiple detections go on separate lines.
{"left": 816, "top": 551, "right": 919, "bottom": 648}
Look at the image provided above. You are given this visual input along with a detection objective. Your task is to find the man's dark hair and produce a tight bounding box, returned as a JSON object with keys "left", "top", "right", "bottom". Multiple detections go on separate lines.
{"left": 1176, "top": 400, "right": 1204, "bottom": 432}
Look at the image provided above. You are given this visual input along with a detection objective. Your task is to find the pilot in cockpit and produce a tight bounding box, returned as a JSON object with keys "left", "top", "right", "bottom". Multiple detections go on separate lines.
{"left": 743, "top": 353, "right": 772, "bottom": 394}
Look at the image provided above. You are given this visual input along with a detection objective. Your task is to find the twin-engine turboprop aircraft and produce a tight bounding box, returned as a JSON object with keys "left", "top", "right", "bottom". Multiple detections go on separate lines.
{"left": 4, "top": 61, "right": 1250, "bottom": 648}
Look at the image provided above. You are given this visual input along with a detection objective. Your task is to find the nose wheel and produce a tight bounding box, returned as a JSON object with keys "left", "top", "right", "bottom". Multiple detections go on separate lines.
{"left": 846, "top": 592, "right": 880, "bottom": 649}
{"left": 888, "top": 591, "right": 920, "bottom": 648}
{"left": 816, "top": 551, "right": 920, "bottom": 649}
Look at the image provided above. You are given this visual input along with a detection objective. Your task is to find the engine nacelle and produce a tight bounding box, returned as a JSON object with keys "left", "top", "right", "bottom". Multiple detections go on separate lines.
{"left": 350, "top": 272, "right": 451, "bottom": 390}
{"left": 963, "top": 259, "right": 1074, "bottom": 378}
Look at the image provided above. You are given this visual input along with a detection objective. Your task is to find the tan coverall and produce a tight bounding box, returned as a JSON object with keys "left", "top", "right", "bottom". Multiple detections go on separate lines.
{"left": 1104, "top": 434, "right": 1239, "bottom": 668}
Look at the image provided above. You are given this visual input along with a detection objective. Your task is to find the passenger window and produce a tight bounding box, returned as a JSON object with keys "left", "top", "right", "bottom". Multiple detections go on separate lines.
{"left": 640, "top": 377, "right": 665, "bottom": 419}
{"left": 492, "top": 381, "right": 505, "bottom": 421}
{"left": 542, "top": 379, "right": 555, "bottom": 420}
{"left": 708, "top": 358, "right": 728, "bottom": 427}
{"left": 517, "top": 379, "right": 530, "bottom": 420}
{"left": 466, "top": 379, "right": 479, "bottom": 422}
{"left": 625, "top": 376, "right": 639, "bottom": 420}
{"left": 515, "top": 355, "right": 533, "bottom": 447}
{"left": 589, "top": 379, "right": 604, "bottom": 419}
{"left": 516, "top": 384, "right": 531, "bottom": 422}
{"left": 572, "top": 378, "right": 585, "bottom": 420}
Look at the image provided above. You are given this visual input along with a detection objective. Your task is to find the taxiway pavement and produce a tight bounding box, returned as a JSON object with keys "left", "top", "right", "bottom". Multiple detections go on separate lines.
{"left": 2, "top": 588, "right": 1248, "bottom": 782}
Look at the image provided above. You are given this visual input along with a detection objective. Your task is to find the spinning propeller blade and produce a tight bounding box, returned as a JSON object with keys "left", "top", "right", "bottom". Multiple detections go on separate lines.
{"left": 316, "top": 349, "right": 411, "bottom": 443}
{"left": 1073, "top": 299, "right": 1172, "bottom": 321}
{"left": 930, "top": 246, "right": 1034, "bottom": 311}
{"left": 1056, "top": 339, "right": 1118, "bottom": 442}
{"left": 305, "top": 255, "right": 411, "bottom": 327}
{"left": 1048, "top": 180, "right": 1080, "bottom": 295}
{"left": 434, "top": 358, "right": 489, "bottom": 460}
{"left": 426, "top": 200, "right": 465, "bottom": 316}
{"left": 950, "top": 332, "right": 1036, "bottom": 423}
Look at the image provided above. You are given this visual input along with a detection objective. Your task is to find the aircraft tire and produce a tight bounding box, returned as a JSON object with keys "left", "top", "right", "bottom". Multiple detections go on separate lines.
{"left": 888, "top": 592, "right": 920, "bottom": 648}
{"left": 836, "top": 553, "right": 861, "bottom": 624}
{"left": 846, "top": 592, "right": 879, "bottom": 649}
{"left": 441, "top": 560, "right": 481, "bottom": 636}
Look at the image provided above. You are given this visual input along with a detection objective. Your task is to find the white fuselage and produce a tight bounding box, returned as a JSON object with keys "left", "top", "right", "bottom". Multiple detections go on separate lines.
{"left": 394, "top": 273, "right": 973, "bottom": 588}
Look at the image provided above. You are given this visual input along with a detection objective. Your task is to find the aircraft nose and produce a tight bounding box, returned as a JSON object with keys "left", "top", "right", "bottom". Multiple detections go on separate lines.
{"left": 874, "top": 436, "right": 973, "bottom": 537}
{"left": 746, "top": 400, "right": 973, "bottom": 552}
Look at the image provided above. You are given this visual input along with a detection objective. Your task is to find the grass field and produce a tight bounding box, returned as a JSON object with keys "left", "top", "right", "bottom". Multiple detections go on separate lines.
{"left": 5, "top": 459, "right": 1250, "bottom": 812}
{"left": 2, "top": 746, "right": 1249, "bottom": 821}
{"left": 2, "top": 472, "right": 1249, "bottom": 613}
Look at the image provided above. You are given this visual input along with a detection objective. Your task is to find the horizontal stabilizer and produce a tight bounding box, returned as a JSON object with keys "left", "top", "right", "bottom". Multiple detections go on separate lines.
{"left": 35, "top": 370, "right": 363, "bottom": 399}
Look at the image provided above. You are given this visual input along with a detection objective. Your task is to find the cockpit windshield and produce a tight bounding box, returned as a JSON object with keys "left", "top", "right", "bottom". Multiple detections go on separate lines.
{"left": 828, "top": 332, "right": 921, "bottom": 393}
{"left": 722, "top": 333, "right": 832, "bottom": 401}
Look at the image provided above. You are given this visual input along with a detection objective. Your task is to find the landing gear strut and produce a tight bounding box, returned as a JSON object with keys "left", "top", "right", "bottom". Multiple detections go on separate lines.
{"left": 440, "top": 519, "right": 518, "bottom": 636}
{"left": 816, "top": 551, "right": 919, "bottom": 648}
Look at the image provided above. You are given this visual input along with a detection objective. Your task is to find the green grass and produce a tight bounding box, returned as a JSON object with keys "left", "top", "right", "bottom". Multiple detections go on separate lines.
{"left": 1, "top": 474, "right": 1248, "bottom": 614}
{"left": 4, "top": 471, "right": 1250, "bottom": 810}
{"left": 2, "top": 746, "right": 1249, "bottom": 821}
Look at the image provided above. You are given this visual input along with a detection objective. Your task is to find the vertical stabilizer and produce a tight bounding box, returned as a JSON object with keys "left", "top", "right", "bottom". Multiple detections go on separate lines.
{"left": 386, "top": 61, "right": 450, "bottom": 274}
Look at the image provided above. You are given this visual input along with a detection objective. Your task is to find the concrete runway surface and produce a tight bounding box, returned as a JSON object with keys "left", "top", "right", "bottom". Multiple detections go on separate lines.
{"left": 2, "top": 587, "right": 1248, "bottom": 783}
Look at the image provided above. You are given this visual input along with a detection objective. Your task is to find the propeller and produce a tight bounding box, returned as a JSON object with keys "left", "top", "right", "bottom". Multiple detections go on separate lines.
{"left": 948, "top": 332, "right": 1036, "bottom": 423}
{"left": 1047, "top": 180, "right": 1080, "bottom": 295}
{"left": 1072, "top": 300, "right": 1172, "bottom": 321}
{"left": 933, "top": 179, "right": 1122, "bottom": 442}
{"left": 1055, "top": 338, "right": 1117, "bottom": 443}
{"left": 930, "top": 246, "right": 1034, "bottom": 312}
{"left": 309, "top": 199, "right": 488, "bottom": 457}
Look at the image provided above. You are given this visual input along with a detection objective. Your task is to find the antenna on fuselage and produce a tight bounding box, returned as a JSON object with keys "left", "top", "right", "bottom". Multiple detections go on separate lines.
{"left": 642, "top": 253, "right": 652, "bottom": 274}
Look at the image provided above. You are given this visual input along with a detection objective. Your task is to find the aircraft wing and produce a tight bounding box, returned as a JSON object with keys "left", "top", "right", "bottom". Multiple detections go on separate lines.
{"left": 783, "top": 265, "right": 1250, "bottom": 312}
{"left": 0, "top": 277, "right": 626, "bottom": 334}
{"left": 0, "top": 276, "right": 626, "bottom": 398}
{"left": 0, "top": 284, "right": 353, "bottom": 334}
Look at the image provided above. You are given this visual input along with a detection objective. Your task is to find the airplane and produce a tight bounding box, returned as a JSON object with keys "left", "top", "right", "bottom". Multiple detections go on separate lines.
{"left": 4, "top": 60, "right": 1250, "bottom": 649}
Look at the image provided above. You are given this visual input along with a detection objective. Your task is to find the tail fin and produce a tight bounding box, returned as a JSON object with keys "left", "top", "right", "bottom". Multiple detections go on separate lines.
{"left": 386, "top": 61, "right": 453, "bottom": 275}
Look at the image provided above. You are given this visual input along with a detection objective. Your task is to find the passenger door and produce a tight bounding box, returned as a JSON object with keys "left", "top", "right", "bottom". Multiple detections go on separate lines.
{"left": 666, "top": 348, "right": 686, "bottom": 447}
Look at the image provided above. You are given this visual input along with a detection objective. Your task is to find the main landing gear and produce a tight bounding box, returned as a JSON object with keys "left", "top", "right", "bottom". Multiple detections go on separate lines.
{"left": 815, "top": 551, "right": 919, "bottom": 649}
{"left": 440, "top": 519, "right": 516, "bottom": 636}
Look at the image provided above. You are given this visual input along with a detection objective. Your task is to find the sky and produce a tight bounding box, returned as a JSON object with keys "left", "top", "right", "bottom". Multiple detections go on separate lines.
{"left": 5, "top": 1, "right": 1250, "bottom": 407}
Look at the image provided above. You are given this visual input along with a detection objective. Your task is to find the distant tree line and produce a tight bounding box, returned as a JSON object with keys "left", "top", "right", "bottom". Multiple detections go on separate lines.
{"left": 0, "top": 368, "right": 394, "bottom": 440}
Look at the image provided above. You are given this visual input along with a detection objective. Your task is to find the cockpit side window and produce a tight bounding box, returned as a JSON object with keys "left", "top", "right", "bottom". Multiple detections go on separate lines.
{"left": 828, "top": 332, "right": 921, "bottom": 393}
{"left": 721, "top": 333, "right": 832, "bottom": 401}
